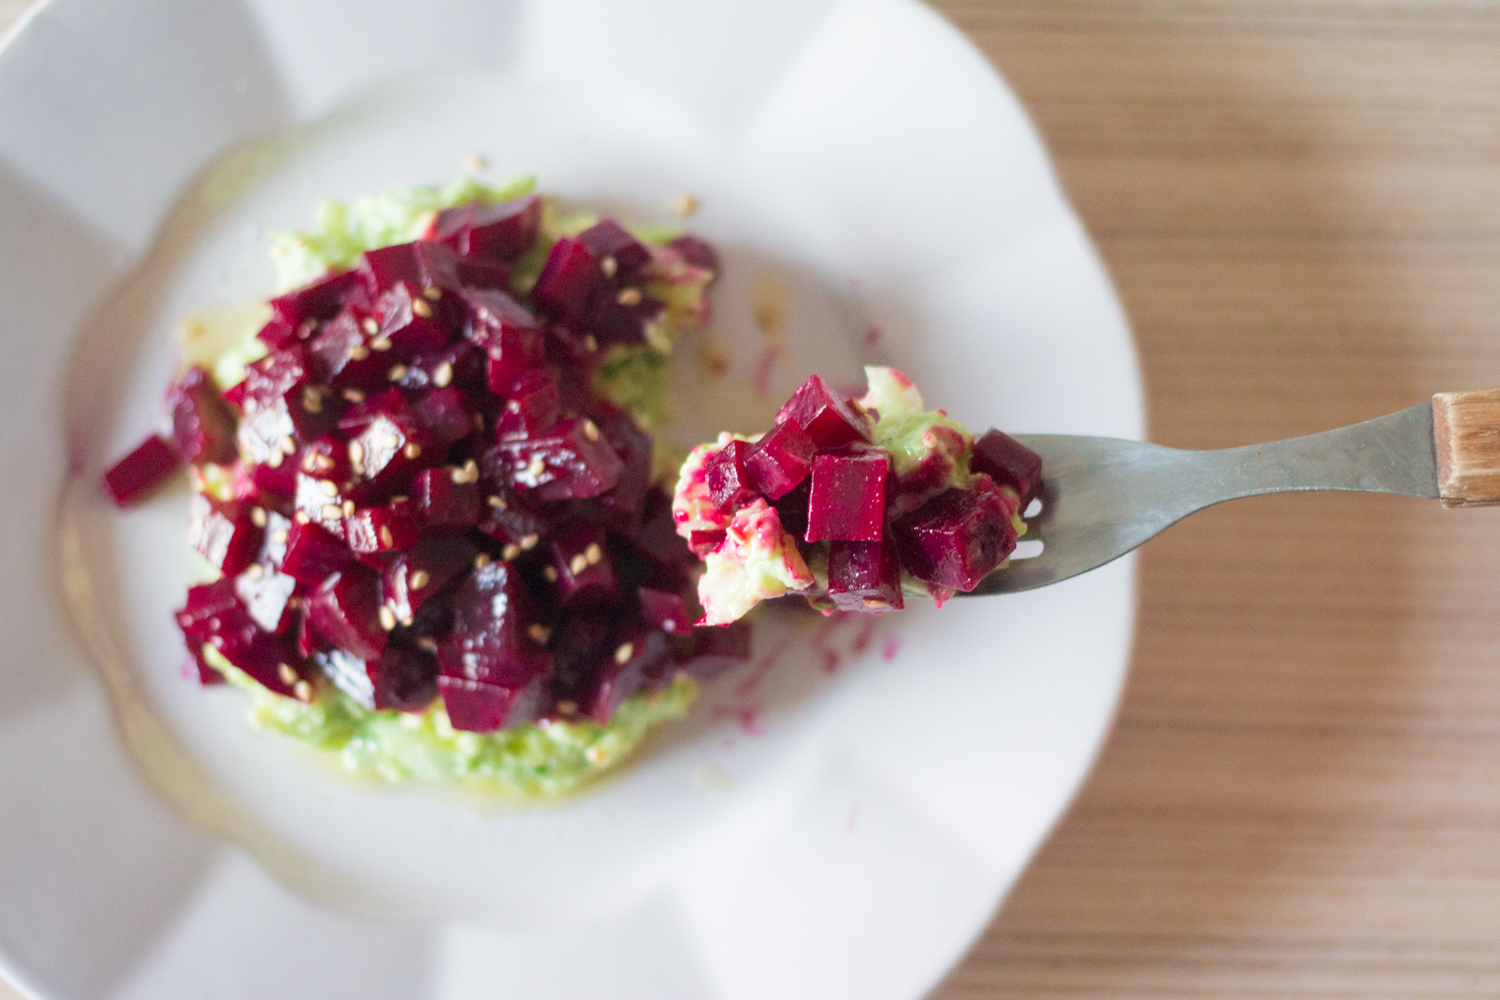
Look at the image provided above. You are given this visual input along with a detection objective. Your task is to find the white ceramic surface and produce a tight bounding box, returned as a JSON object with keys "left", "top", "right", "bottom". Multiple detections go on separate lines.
{"left": 0, "top": 1, "right": 1143, "bottom": 998}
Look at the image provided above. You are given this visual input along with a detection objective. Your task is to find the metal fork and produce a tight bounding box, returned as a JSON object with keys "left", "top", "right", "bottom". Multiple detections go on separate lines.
{"left": 967, "top": 388, "right": 1500, "bottom": 596}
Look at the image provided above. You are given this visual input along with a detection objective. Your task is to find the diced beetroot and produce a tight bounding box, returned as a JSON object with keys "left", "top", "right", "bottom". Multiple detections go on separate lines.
{"left": 358, "top": 240, "right": 465, "bottom": 297}
{"left": 577, "top": 219, "right": 651, "bottom": 281}
{"left": 827, "top": 537, "right": 904, "bottom": 612}
{"left": 588, "top": 291, "right": 664, "bottom": 346}
{"left": 495, "top": 371, "right": 561, "bottom": 439}
{"left": 806, "top": 452, "right": 888, "bottom": 542}
{"left": 531, "top": 237, "right": 604, "bottom": 325}
{"left": 671, "top": 620, "right": 752, "bottom": 682}
{"left": 297, "top": 433, "right": 356, "bottom": 485}
{"left": 309, "top": 307, "right": 392, "bottom": 394}
{"left": 970, "top": 428, "right": 1044, "bottom": 507}
{"left": 281, "top": 520, "right": 354, "bottom": 586}
{"left": 635, "top": 487, "right": 698, "bottom": 575}
{"left": 547, "top": 613, "right": 611, "bottom": 706}
{"left": 174, "top": 577, "right": 239, "bottom": 642}
{"left": 250, "top": 458, "right": 298, "bottom": 506}
{"left": 771, "top": 479, "right": 810, "bottom": 540}
{"left": 455, "top": 256, "right": 511, "bottom": 292}
{"left": 463, "top": 288, "right": 546, "bottom": 394}
{"left": 433, "top": 196, "right": 541, "bottom": 263}
{"left": 373, "top": 283, "right": 455, "bottom": 358}
{"left": 638, "top": 587, "right": 691, "bottom": 634}
{"left": 586, "top": 627, "right": 670, "bottom": 723}
{"left": 473, "top": 480, "right": 550, "bottom": 550}
{"left": 269, "top": 269, "right": 364, "bottom": 328}
{"left": 414, "top": 386, "right": 474, "bottom": 450}
{"left": 494, "top": 416, "right": 623, "bottom": 501}
{"left": 382, "top": 534, "right": 478, "bottom": 625}
{"left": 294, "top": 471, "right": 349, "bottom": 536}
{"left": 406, "top": 338, "right": 488, "bottom": 396}
{"left": 175, "top": 581, "right": 299, "bottom": 697}
{"left": 307, "top": 569, "right": 389, "bottom": 661}
{"left": 743, "top": 421, "right": 815, "bottom": 500}
{"left": 256, "top": 315, "right": 297, "bottom": 350}
{"left": 413, "top": 466, "right": 480, "bottom": 529}
{"left": 255, "top": 509, "right": 294, "bottom": 569}
{"left": 667, "top": 235, "right": 718, "bottom": 274}
{"left": 588, "top": 405, "right": 653, "bottom": 527}
{"left": 369, "top": 646, "right": 439, "bottom": 712}
{"left": 438, "top": 674, "right": 548, "bottom": 733}
{"left": 436, "top": 561, "right": 551, "bottom": 690}
{"left": 546, "top": 522, "right": 619, "bottom": 606}
{"left": 775, "top": 374, "right": 872, "bottom": 449}
{"left": 234, "top": 565, "right": 299, "bottom": 632}
{"left": 890, "top": 482, "right": 1016, "bottom": 592}
{"left": 102, "top": 434, "right": 181, "bottom": 507}
{"left": 344, "top": 499, "right": 420, "bottom": 558}
{"left": 704, "top": 439, "right": 757, "bottom": 513}
{"left": 167, "top": 366, "right": 237, "bottom": 466}
{"left": 688, "top": 529, "right": 726, "bottom": 557}
{"left": 347, "top": 392, "right": 440, "bottom": 502}
{"left": 188, "top": 493, "right": 263, "bottom": 576}
{"left": 891, "top": 422, "right": 969, "bottom": 516}
{"left": 311, "top": 646, "right": 375, "bottom": 708}
{"left": 236, "top": 345, "right": 336, "bottom": 457}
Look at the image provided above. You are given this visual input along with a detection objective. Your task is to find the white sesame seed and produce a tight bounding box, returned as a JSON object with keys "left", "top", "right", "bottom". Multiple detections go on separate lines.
{"left": 380, "top": 525, "right": 394, "bottom": 547}
{"left": 251, "top": 506, "right": 268, "bottom": 528}
{"left": 378, "top": 606, "right": 397, "bottom": 631}
{"left": 462, "top": 152, "right": 487, "bottom": 171}
{"left": 584, "top": 334, "right": 598, "bottom": 352}
{"left": 279, "top": 435, "right": 297, "bottom": 455}
{"left": 520, "top": 533, "right": 539, "bottom": 551}
{"left": 569, "top": 553, "right": 588, "bottom": 575}
{"left": 389, "top": 364, "right": 408, "bottom": 382}
{"left": 404, "top": 443, "right": 422, "bottom": 460}
{"left": 423, "top": 286, "right": 442, "bottom": 301}
{"left": 362, "top": 317, "right": 379, "bottom": 335}
{"left": 271, "top": 529, "right": 289, "bottom": 545}
{"left": 417, "top": 637, "right": 438, "bottom": 653}
{"left": 349, "top": 345, "right": 370, "bottom": 361}
{"left": 475, "top": 552, "right": 492, "bottom": 569}
{"left": 863, "top": 598, "right": 889, "bottom": 609}
{"left": 526, "top": 457, "right": 545, "bottom": 478}
{"left": 342, "top": 500, "right": 355, "bottom": 516}
{"left": 245, "top": 563, "right": 264, "bottom": 581}
{"left": 412, "top": 298, "right": 433, "bottom": 318}
{"left": 278, "top": 663, "right": 297, "bottom": 685}
{"left": 585, "top": 744, "right": 606, "bottom": 765}
{"left": 582, "top": 420, "right": 599, "bottom": 442}
{"left": 294, "top": 511, "right": 311, "bottom": 524}
{"left": 302, "top": 387, "right": 322, "bottom": 414}
{"left": 556, "top": 699, "right": 577, "bottom": 715}
{"left": 487, "top": 494, "right": 507, "bottom": 509}
{"left": 267, "top": 449, "right": 284, "bottom": 468}
{"left": 410, "top": 569, "right": 430, "bottom": 590}
{"left": 543, "top": 565, "right": 558, "bottom": 582}
{"left": 321, "top": 503, "right": 343, "bottom": 521}
{"left": 433, "top": 361, "right": 454, "bottom": 387}
{"left": 348, "top": 441, "right": 364, "bottom": 465}
{"left": 671, "top": 193, "right": 698, "bottom": 217}
{"left": 320, "top": 479, "right": 338, "bottom": 497}
{"left": 343, "top": 388, "right": 364, "bottom": 403}
{"left": 600, "top": 255, "right": 618, "bottom": 278}
{"left": 616, "top": 287, "right": 643, "bottom": 306}
{"left": 528, "top": 623, "right": 551, "bottom": 644}
{"left": 614, "top": 642, "right": 634, "bottom": 664}
{"left": 501, "top": 544, "right": 520, "bottom": 561}
{"left": 371, "top": 336, "right": 392, "bottom": 352}
{"left": 584, "top": 542, "right": 602, "bottom": 565}
{"left": 294, "top": 679, "right": 313, "bottom": 702}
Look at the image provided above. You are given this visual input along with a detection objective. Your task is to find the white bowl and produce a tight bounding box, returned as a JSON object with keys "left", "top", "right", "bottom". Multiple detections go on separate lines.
{"left": 0, "top": 1, "right": 1142, "bottom": 997}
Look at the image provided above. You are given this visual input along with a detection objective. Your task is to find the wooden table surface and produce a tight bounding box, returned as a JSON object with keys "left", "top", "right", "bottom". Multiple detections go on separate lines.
{"left": 7, "top": 1, "right": 1500, "bottom": 997}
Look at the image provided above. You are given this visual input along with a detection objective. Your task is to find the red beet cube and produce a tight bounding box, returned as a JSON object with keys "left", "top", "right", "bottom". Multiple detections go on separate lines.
{"left": 234, "top": 565, "right": 299, "bottom": 633}
{"left": 357, "top": 240, "right": 464, "bottom": 297}
{"left": 495, "top": 371, "right": 562, "bottom": 439}
{"left": 347, "top": 392, "right": 440, "bottom": 502}
{"left": 531, "top": 237, "right": 605, "bottom": 325}
{"left": 586, "top": 627, "right": 669, "bottom": 724}
{"left": 827, "top": 537, "right": 904, "bottom": 613}
{"left": 473, "top": 483, "right": 550, "bottom": 550}
{"left": 307, "top": 569, "right": 389, "bottom": 661}
{"left": 269, "top": 269, "right": 364, "bottom": 328}
{"left": 970, "top": 428, "right": 1044, "bottom": 507}
{"left": 438, "top": 674, "right": 548, "bottom": 733}
{"left": 436, "top": 561, "right": 551, "bottom": 691}
{"left": 704, "top": 439, "right": 757, "bottom": 512}
{"left": 311, "top": 646, "right": 374, "bottom": 708}
{"left": 743, "top": 421, "right": 815, "bottom": 500}
{"left": 381, "top": 535, "right": 477, "bottom": 625}
{"left": 546, "top": 522, "right": 618, "bottom": 606}
{"left": 688, "top": 529, "right": 726, "bottom": 557}
{"left": 280, "top": 520, "right": 354, "bottom": 586}
{"left": 890, "top": 483, "right": 1016, "bottom": 591}
{"left": 806, "top": 452, "right": 888, "bottom": 542}
{"left": 188, "top": 493, "right": 264, "bottom": 576}
{"left": 433, "top": 196, "right": 541, "bottom": 262}
{"left": 638, "top": 587, "right": 691, "bottom": 634}
{"left": 493, "top": 416, "right": 623, "bottom": 501}
{"left": 167, "top": 366, "right": 237, "bottom": 466}
{"left": 414, "top": 386, "right": 474, "bottom": 449}
{"left": 463, "top": 288, "right": 546, "bottom": 393}
{"left": 256, "top": 315, "right": 297, "bottom": 351}
{"left": 344, "top": 499, "right": 420, "bottom": 557}
{"left": 577, "top": 219, "right": 651, "bottom": 281}
{"left": 588, "top": 291, "right": 664, "bottom": 346}
{"left": 297, "top": 433, "right": 356, "bottom": 485}
{"left": 175, "top": 581, "right": 298, "bottom": 697}
{"left": 671, "top": 620, "right": 752, "bottom": 682}
{"left": 293, "top": 471, "right": 350, "bottom": 536}
{"left": 369, "top": 646, "right": 440, "bottom": 712}
{"left": 588, "top": 406, "right": 653, "bottom": 528}
{"left": 372, "top": 283, "right": 454, "bottom": 359}
{"left": 250, "top": 458, "right": 297, "bottom": 506}
{"left": 775, "top": 374, "right": 872, "bottom": 449}
{"left": 771, "top": 479, "right": 810, "bottom": 540}
{"left": 413, "top": 466, "right": 480, "bottom": 529}
{"left": 102, "top": 434, "right": 181, "bottom": 507}
{"left": 667, "top": 235, "right": 718, "bottom": 274}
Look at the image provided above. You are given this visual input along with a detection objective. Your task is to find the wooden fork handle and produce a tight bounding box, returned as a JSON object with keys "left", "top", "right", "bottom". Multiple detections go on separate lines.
{"left": 1434, "top": 388, "right": 1500, "bottom": 507}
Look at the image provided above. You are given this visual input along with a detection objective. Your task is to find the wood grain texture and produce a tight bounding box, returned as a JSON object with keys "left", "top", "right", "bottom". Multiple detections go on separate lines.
{"left": 1434, "top": 388, "right": 1500, "bottom": 507}
{"left": 5, "top": 2, "right": 1500, "bottom": 999}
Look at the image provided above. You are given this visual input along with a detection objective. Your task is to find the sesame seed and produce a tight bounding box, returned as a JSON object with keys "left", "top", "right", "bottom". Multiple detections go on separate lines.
{"left": 320, "top": 480, "right": 338, "bottom": 497}
{"left": 277, "top": 663, "right": 297, "bottom": 685}
{"left": 584, "top": 542, "right": 602, "bottom": 565}
{"left": 302, "top": 453, "right": 319, "bottom": 472}
{"left": 423, "top": 286, "right": 442, "bottom": 301}
{"left": 403, "top": 442, "right": 422, "bottom": 460}
{"left": 616, "top": 287, "right": 643, "bottom": 306}
{"left": 279, "top": 435, "right": 296, "bottom": 455}
{"left": 294, "top": 680, "right": 313, "bottom": 702}
{"left": 378, "top": 606, "right": 397, "bottom": 631}
{"left": 250, "top": 506, "right": 268, "bottom": 527}
{"left": 321, "top": 503, "right": 343, "bottom": 521}
{"left": 362, "top": 317, "right": 378, "bottom": 335}
{"left": 462, "top": 152, "right": 487, "bottom": 171}
{"left": 475, "top": 552, "right": 493, "bottom": 569}
{"left": 556, "top": 699, "right": 577, "bottom": 715}
{"left": 380, "top": 525, "right": 394, "bottom": 547}
{"left": 487, "top": 494, "right": 507, "bottom": 509}
{"left": 569, "top": 553, "right": 588, "bottom": 575}
{"left": 294, "top": 511, "right": 311, "bottom": 524}
{"left": 526, "top": 457, "right": 546, "bottom": 478}
{"left": 410, "top": 569, "right": 430, "bottom": 590}
{"left": 585, "top": 745, "right": 606, "bottom": 766}
{"left": 433, "top": 361, "right": 453, "bottom": 387}
{"left": 501, "top": 544, "right": 521, "bottom": 561}
{"left": 600, "top": 255, "right": 618, "bottom": 278}
{"left": 584, "top": 334, "right": 598, "bottom": 352}
{"left": 417, "top": 637, "right": 438, "bottom": 653}
{"left": 520, "top": 533, "right": 539, "bottom": 551}
{"left": 391, "top": 496, "right": 408, "bottom": 504}
{"left": 245, "top": 563, "right": 264, "bottom": 580}
{"left": 614, "top": 642, "right": 634, "bottom": 664}
{"left": 349, "top": 345, "right": 370, "bottom": 361}
{"left": 411, "top": 298, "right": 433, "bottom": 318}
{"left": 267, "top": 450, "right": 284, "bottom": 468}
{"left": 342, "top": 499, "right": 355, "bottom": 516}
{"left": 371, "top": 337, "right": 392, "bottom": 352}
{"left": 672, "top": 193, "right": 698, "bottom": 216}
{"left": 343, "top": 389, "right": 364, "bottom": 403}
{"left": 302, "top": 387, "right": 322, "bottom": 413}
{"left": 582, "top": 419, "right": 599, "bottom": 442}
{"left": 472, "top": 412, "right": 485, "bottom": 431}
{"left": 382, "top": 433, "right": 400, "bottom": 449}
{"left": 271, "top": 529, "right": 289, "bottom": 545}
{"left": 543, "top": 565, "right": 558, "bottom": 582}
{"left": 389, "top": 364, "right": 408, "bottom": 382}
{"left": 863, "top": 598, "right": 889, "bottom": 608}
{"left": 527, "top": 623, "right": 551, "bottom": 644}
{"left": 348, "top": 441, "right": 364, "bottom": 465}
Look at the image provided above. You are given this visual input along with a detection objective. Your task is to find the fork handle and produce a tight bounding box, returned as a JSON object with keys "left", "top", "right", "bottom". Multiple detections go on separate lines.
{"left": 1434, "top": 388, "right": 1500, "bottom": 507}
